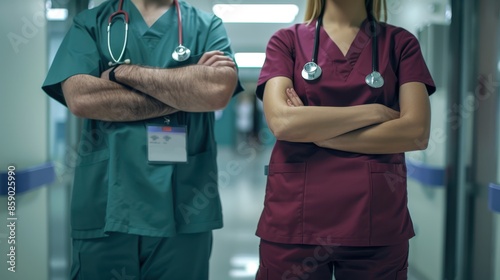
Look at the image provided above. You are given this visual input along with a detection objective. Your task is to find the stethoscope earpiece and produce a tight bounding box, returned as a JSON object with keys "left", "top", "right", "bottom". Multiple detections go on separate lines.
{"left": 108, "top": 58, "right": 131, "bottom": 67}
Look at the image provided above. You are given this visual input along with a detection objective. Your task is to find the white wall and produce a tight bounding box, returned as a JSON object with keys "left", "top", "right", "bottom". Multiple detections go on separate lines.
{"left": 386, "top": 0, "right": 451, "bottom": 36}
{"left": 0, "top": 0, "right": 49, "bottom": 279}
{"left": 387, "top": 0, "right": 450, "bottom": 279}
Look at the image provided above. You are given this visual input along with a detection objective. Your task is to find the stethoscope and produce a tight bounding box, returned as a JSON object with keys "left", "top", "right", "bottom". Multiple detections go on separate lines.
{"left": 301, "top": 6, "right": 384, "bottom": 88}
{"left": 107, "top": 0, "right": 191, "bottom": 66}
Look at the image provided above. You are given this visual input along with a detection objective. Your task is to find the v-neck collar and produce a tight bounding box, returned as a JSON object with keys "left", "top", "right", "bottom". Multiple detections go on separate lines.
{"left": 307, "top": 17, "right": 371, "bottom": 80}
{"left": 310, "top": 18, "right": 370, "bottom": 63}
{"left": 126, "top": 0, "right": 176, "bottom": 37}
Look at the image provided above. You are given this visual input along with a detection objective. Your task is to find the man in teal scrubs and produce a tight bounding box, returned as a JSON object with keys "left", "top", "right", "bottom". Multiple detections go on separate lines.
{"left": 42, "top": 0, "right": 242, "bottom": 279}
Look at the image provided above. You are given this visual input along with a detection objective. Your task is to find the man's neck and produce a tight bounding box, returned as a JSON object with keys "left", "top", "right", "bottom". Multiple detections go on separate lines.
{"left": 130, "top": 0, "right": 175, "bottom": 27}
{"left": 131, "top": 0, "right": 174, "bottom": 11}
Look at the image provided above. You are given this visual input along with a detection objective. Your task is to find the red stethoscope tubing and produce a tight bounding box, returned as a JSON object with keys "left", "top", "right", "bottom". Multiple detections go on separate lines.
{"left": 108, "top": 0, "right": 129, "bottom": 24}
{"left": 174, "top": 0, "right": 183, "bottom": 45}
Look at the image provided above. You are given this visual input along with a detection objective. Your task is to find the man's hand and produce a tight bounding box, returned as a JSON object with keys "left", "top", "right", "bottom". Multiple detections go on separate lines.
{"left": 100, "top": 51, "right": 235, "bottom": 81}
{"left": 94, "top": 51, "right": 238, "bottom": 112}
{"left": 197, "top": 51, "right": 236, "bottom": 69}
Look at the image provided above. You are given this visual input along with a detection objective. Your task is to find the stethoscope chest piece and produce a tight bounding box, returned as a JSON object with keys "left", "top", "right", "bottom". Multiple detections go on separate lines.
{"left": 365, "top": 71, "right": 384, "bottom": 88}
{"left": 172, "top": 45, "right": 191, "bottom": 62}
{"left": 302, "top": 62, "right": 322, "bottom": 81}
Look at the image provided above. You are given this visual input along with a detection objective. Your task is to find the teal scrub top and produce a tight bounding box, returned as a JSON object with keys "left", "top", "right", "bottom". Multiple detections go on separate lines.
{"left": 42, "top": 0, "right": 243, "bottom": 239}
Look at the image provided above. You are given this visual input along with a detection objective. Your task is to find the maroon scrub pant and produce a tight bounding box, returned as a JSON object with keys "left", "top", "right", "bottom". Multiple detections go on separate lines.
{"left": 256, "top": 239, "right": 409, "bottom": 280}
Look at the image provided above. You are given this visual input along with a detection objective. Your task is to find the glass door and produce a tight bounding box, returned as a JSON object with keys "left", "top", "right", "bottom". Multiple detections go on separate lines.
{"left": 466, "top": 0, "right": 500, "bottom": 279}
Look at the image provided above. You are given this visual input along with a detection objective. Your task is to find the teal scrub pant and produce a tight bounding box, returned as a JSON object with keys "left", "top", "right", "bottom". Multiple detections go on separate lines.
{"left": 70, "top": 231, "right": 213, "bottom": 280}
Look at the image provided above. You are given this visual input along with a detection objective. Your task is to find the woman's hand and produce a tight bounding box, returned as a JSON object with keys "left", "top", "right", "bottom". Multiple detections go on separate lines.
{"left": 286, "top": 87, "right": 400, "bottom": 121}
{"left": 285, "top": 87, "right": 401, "bottom": 148}
{"left": 285, "top": 88, "right": 304, "bottom": 107}
{"left": 378, "top": 104, "right": 400, "bottom": 122}
{"left": 285, "top": 88, "right": 328, "bottom": 147}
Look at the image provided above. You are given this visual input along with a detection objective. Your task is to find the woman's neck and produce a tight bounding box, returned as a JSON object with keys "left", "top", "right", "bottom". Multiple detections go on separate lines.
{"left": 322, "top": 0, "right": 367, "bottom": 27}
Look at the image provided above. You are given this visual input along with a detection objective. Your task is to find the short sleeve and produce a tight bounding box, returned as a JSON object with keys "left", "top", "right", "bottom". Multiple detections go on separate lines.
{"left": 256, "top": 29, "right": 295, "bottom": 100}
{"left": 396, "top": 31, "right": 436, "bottom": 95}
{"left": 204, "top": 16, "right": 244, "bottom": 96}
{"left": 42, "top": 13, "right": 101, "bottom": 106}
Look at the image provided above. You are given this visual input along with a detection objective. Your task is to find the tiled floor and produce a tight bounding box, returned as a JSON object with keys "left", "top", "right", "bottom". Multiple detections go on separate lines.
{"left": 209, "top": 145, "right": 423, "bottom": 280}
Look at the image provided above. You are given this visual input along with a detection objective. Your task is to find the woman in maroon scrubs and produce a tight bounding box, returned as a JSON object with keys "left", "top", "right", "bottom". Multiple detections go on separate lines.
{"left": 255, "top": 0, "right": 435, "bottom": 279}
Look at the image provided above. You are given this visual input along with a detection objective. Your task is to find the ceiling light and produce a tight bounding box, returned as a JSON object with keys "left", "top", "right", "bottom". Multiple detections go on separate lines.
{"left": 46, "top": 8, "right": 68, "bottom": 21}
{"left": 213, "top": 4, "right": 299, "bottom": 23}
{"left": 235, "top": 53, "right": 266, "bottom": 68}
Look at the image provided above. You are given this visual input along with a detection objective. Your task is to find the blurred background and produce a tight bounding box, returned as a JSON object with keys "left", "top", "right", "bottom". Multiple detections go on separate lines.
{"left": 0, "top": 0, "right": 499, "bottom": 279}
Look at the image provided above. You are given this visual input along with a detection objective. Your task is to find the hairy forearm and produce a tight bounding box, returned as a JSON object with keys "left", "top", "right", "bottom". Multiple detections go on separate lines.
{"left": 113, "top": 64, "right": 238, "bottom": 112}
{"left": 317, "top": 117, "right": 430, "bottom": 154}
{"left": 271, "top": 104, "right": 387, "bottom": 142}
{"left": 62, "top": 74, "right": 178, "bottom": 122}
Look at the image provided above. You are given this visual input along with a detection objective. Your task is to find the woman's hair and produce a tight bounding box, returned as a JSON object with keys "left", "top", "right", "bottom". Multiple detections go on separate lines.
{"left": 304, "top": 0, "right": 387, "bottom": 23}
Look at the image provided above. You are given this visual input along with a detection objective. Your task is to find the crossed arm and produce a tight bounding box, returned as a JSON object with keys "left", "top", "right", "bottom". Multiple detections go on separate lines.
{"left": 62, "top": 51, "right": 238, "bottom": 122}
{"left": 264, "top": 76, "right": 431, "bottom": 154}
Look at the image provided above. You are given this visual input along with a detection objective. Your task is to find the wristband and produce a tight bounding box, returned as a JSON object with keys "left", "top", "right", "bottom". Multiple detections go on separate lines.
{"left": 108, "top": 65, "right": 134, "bottom": 90}
{"left": 109, "top": 65, "right": 121, "bottom": 83}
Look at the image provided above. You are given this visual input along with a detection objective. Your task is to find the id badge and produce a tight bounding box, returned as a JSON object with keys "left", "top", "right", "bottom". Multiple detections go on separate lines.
{"left": 147, "top": 125, "right": 187, "bottom": 163}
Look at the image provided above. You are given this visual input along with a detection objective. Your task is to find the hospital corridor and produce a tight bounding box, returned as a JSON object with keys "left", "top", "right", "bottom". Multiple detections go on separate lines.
{"left": 1, "top": 0, "right": 500, "bottom": 279}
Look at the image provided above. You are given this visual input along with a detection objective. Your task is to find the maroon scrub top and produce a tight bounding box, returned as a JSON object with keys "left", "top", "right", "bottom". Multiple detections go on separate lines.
{"left": 256, "top": 19, "right": 436, "bottom": 247}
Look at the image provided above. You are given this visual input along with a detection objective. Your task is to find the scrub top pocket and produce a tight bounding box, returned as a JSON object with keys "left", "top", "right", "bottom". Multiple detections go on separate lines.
{"left": 173, "top": 148, "right": 223, "bottom": 233}
{"left": 259, "top": 163, "right": 306, "bottom": 238}
{"left": 368, "top": 161, "right": 414, "bottom": 245}
{"left": 72, "top": 150, "right": 110, "bottom": 231}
